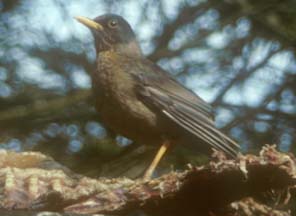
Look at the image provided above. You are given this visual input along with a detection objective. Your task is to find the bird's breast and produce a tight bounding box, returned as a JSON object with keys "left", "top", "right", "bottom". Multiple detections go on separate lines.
{"left": 92, "top": 52, "right": 161, "bottom": 145}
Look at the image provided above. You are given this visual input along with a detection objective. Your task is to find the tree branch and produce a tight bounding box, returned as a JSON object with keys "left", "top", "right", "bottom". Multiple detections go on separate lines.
{"left": 212, "top": 48, "right": 282, "bottom": 106}
{"left": 0, "top": 90, "right": 91, "bottom": 123}
{"left": 0, "top": 146, "right": 295, "bottom": 215}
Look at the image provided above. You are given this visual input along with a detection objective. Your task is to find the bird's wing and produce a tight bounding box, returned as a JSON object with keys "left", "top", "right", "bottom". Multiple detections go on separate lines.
{"left": 132, "top": 61, "right": 239, "bottom": 157}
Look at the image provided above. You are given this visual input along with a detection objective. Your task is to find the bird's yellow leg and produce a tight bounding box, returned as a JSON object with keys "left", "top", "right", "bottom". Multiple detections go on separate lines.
{"left": 143, "top": 141, "right": 170, "bottom": 180}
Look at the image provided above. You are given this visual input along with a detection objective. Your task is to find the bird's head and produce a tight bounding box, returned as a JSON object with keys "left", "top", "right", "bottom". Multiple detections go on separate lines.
{"left": 75, "top": 14, "right": 142, "bottom": 57}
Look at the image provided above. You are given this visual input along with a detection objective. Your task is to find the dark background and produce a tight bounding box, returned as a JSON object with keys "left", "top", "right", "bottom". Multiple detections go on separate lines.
{"left": 0, "top": 0, "right": 295, "bottom": 178}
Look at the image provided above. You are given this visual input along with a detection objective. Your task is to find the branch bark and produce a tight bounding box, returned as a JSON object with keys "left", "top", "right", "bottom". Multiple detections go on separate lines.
{"left": 0, "top": 146, "right": 295, "bottom": 215}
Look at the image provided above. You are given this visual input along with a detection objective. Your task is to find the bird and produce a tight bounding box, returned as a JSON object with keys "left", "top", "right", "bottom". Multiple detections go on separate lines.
{"left": 75, "top": 14, "right": 239, "bottom": 179}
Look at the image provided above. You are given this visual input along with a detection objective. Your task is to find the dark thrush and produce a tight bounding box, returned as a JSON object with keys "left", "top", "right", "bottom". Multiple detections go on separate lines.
{"left": 75, "top": 14, "right": 239, "bottom": 179}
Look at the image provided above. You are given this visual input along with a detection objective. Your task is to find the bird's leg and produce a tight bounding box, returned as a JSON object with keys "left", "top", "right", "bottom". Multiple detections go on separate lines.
{"left": 143, "top": 140, "right": 170, "bottom": 180}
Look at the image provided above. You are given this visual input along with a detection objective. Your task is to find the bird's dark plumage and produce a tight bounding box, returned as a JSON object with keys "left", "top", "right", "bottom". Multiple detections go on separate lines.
{"left": 131, "top": 61, "right": 238, "bottom": 157}
{"left": 75, "top": 14, "right": 239, "bottom": 169}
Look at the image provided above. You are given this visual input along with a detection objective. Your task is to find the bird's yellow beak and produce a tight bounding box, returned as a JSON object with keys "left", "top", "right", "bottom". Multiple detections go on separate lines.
{"left": 75, "top": 16, "right": 104, "bottom": 31}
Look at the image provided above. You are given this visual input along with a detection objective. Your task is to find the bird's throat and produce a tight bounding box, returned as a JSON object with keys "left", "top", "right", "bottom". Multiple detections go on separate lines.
{"left": 98, "top": 40, "right": 143, "bottom": 58}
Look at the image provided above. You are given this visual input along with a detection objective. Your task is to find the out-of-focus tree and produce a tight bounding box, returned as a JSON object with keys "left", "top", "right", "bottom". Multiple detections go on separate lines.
{"left": 0, "top": 0, "right": 295, "bottom": 178}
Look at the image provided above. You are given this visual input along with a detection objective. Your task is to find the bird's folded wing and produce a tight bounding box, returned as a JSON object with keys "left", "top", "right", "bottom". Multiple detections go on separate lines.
{"left": 132, "top": 70, "right": 239, "bottom": 157}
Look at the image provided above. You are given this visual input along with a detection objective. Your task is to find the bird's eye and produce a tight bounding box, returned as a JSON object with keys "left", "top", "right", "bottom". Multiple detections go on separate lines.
{"left": 108, "top": 19, "right": 118, "bottom": 28}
